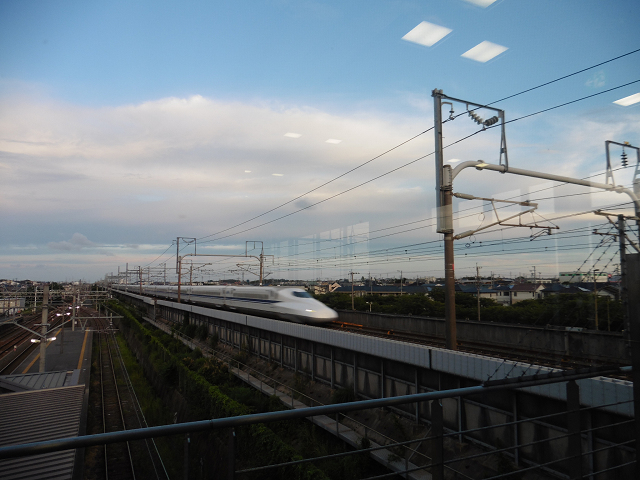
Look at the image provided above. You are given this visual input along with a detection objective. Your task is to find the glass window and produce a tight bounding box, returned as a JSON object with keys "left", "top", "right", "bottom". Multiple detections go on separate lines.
{"left": 292, "top": 291, "right": 312, "bottom": 298}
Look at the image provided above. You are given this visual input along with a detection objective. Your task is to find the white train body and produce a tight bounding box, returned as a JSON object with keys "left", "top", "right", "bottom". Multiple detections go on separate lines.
{"left": 114, "top": 284, "right": 338, "bottom": 325}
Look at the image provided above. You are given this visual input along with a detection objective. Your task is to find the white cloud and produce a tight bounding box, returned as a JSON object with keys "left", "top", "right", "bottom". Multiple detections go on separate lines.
{"left": 586, "top": 70, "right": 605, "bottom": 88}
{"left": 2, "top": 89, "right": 639, "bottom": 282}
{"left": 48, "top": 233, "right": 97, "bottom": 251}
{"left": 461, "top": 41, "right": 508, "bottom": 63}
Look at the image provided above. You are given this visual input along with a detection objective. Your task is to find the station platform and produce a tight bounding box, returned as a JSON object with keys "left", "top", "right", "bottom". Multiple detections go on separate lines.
{"left": 17, "top": 328, "right": 92, "bottom": 377}
{"left": 0, "top": 326, "right": 94, "bottom": 480}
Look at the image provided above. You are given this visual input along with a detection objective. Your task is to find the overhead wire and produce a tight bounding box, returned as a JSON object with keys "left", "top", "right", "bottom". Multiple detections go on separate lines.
{"left": 196, "top": 128, "right": 432, "bottom": 241}
{"left": 198, "top": 78, "right": 639, "bottom": 248}
{"left": 193, "top": 49, "right": 640, "bottom": 247}
{"left": 140, "top": 51, "right": 640, "bottom": 274}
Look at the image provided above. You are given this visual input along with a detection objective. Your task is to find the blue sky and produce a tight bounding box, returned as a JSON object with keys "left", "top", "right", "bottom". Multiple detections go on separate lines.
{"left": 1, "top": 0, "right": 639, "bottom": 282}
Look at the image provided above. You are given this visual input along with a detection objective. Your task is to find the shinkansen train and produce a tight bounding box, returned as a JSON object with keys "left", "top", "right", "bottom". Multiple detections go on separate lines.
{"left": 113, "top": 284, "right": 338, "bottom": 325}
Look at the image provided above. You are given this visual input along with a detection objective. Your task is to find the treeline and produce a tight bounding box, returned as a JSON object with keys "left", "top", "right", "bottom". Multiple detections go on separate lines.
{"left": 314, "top": 291, "right": 624, "bottom": 331}
{"left": 110, "top": 301, "right": 380, "bottom": 479}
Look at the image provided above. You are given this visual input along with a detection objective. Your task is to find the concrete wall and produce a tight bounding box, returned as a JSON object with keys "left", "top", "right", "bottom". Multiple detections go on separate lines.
{"left": 337, "top": 310, "right": 630, "bottom": 365}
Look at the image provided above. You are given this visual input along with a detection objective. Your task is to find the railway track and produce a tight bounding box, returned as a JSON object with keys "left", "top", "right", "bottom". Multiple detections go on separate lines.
{"left": 85, "top": 312, "right": 168, "bottom": 480}
{"left": 0, "top": 311, "right": 64, "bottom": 374}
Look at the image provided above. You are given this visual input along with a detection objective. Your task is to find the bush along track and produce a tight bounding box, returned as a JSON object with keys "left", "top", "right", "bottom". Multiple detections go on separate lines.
{"left": 109, "top": 301, "right": 333, "bottom": 480}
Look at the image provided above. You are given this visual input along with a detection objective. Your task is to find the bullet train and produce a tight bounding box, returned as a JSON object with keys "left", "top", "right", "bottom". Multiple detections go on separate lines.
{"left": 113, "top": 284, "right": 338, "bottom": 325}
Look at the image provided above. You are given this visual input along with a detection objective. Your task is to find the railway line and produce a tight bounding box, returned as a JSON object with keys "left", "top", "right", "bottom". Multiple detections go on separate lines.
{"left": 113, "top": 287, "right": 625, "bottom": 375}
{"left": 85, "top": 311, "right": 168, "bottom": 480}
{"left": 0, "top": 311, "right": 64, "bottom": 375}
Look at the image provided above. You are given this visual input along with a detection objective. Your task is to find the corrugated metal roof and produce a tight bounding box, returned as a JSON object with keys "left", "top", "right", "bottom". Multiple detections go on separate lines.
{"left": 0, "top": 370, "right": 79, "bottom": 393}
{"left": 0, "top": 385, "right": 85, "bottom": 479}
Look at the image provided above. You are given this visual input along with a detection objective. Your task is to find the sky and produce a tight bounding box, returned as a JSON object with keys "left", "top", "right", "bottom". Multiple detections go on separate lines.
{"left": 1, "top": 0, "right": 640, "bottom": 283}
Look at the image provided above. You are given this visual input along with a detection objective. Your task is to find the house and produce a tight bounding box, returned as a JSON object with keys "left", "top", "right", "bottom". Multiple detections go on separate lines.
{"left": 509, "top": 283, "right": 545, "bottom": 304}
{"left": 455, "top": 284, "right": 499, "bottom": 300}
{"left": 542, "top": 283, "right": 618, "bottom": 300}
{"left": 332, "top": 284, "right": 433, "bottom": 297}
{"left": 494, "top": 285, "right": 513, "bottom": 305}
{"left": 494, "top": 283, "right": 546, "bottom": 305}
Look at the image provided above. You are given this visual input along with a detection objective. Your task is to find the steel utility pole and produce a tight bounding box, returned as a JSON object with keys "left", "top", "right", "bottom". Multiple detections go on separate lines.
{"left": 619, "top": 215, "right": 629, "bottom": 334}
{"left": 476, "top": 263, "right": 481, "bottom": 322}
{"left": 176, "top": 237, "right": 196, "bottom": 303}
{"left": 350, "top": 271, "right": 359, "bottom": 310}
{"left": 39, "top": 285, "right": 48, "bottom": 373}
{"left": 433, "top": 89, "right": 457, "bottom": 350}
{"left": 593, "top": 269, "right": 600, "bottom": 330}
{"left": 72, "top": 290, "right": 76, "bottom": 332}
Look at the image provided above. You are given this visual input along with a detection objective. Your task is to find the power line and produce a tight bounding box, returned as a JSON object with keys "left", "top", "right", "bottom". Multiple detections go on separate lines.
{"left": 201, "top": 79, "right": 639, "bottom": 246}
{"left": 196, "top": 128, "right": 432, "bottom": 241}
{"left": 485, "top": 47, "right": 640, "bottom": 107}
{"left": 502, "top": 78, "right": 640, "bottom": 125}
{"left": 202, "top": 48, "right": 640, "bottom": 246}
{"left": 140, "top": 55, "right": 640, "bottom": 272}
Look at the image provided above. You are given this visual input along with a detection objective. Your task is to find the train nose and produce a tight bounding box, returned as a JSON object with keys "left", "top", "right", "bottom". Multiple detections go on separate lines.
{"left": 312, "top": 306, "right": 338, "bottom": 322}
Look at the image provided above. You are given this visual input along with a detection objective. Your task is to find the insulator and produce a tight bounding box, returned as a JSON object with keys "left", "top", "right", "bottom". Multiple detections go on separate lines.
{"left": 621, "top": 150, "right": 628, "bottom": 167}
{"left": 484, "top": 116, "right": 499, "bottom": 126}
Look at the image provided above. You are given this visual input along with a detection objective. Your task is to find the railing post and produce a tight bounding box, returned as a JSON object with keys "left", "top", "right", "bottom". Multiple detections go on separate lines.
{"left": 227, "top": 428, "right": 235, "bottom": 480}
{"left": 512, "top": 393, "right": 519, "bottom": 466}
{"left": 566, "top": 380, "right": 582, "bottom": 480}
{"left": 184, "top": 433, "right": 190, "bottom": 480}
{"left": 431, "top": 400, "right": 444, "bottom": 480}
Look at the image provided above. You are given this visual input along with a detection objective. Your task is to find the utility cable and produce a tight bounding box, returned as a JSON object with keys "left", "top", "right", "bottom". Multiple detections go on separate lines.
{"left": 196, "top": 128, "right": 432, "bottom": 241}
{"left": 198, "top": 48, "right": 640, "bottom": 245}
{"left": 463, "top": 47, "right": 640, "bottom": 112}
{"left": 199, "top": 79, "right": 639, "bottom": 246}
{"left": 502, "top": 79, "right": 640, "bottom": 125}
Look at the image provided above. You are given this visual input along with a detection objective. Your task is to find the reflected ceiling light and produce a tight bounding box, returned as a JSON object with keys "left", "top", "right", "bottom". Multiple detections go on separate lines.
{"left": 326, "top": 139, "right": 342, "bottom": 144}
{"left": 244, "top": 170, "right": 251, "bottom": 173}
{"left": 461, "top": 41, "right": 508, "bottom": 63}
{"left": 462, "top": 0, "right": 498, "bottom": 7}
{"left": 284, "top": 132, "right": 302, "bottom": 138}
{"left": 614, "top": 93, "right": 640, "bottom": 106}
{"left": 272, "top": 173, "right": 284, "bottom": 176}
{"left": 402, "top": 21, "right": 452, "bottom": 47}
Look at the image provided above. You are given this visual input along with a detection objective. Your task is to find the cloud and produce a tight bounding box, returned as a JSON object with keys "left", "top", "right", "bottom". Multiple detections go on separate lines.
{"left": 586, "top": 70, "right": 605, "bottom": 88}
{"left": 48, "top": 233, "right": 97, "bottom": 251}
{"left": 2, "top": 88, "right": 640, "bottom": 282}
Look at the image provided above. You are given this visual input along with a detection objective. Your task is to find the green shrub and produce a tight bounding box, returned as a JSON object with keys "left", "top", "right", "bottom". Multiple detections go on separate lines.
{"left": 331, "top": 387, "right": 356, "bottom": 404}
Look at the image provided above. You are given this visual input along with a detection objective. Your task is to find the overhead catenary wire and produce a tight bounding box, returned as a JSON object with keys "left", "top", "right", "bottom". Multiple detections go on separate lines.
{"left": 197, "top": 47, "right": 640, "bottom": 244}
{"left": 486, "top": 224, "right": 619, "bottom": 382}
{"left": 196, "top": 128, "right": 433, "bottom": 241}
{"left": 196, "top": 78, "right": 640, "bottom": 248}
{"left": 138, "top": 53, "right": 640, "bottom": 273}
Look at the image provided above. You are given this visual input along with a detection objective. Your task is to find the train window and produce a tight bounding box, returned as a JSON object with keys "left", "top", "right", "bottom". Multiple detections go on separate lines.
{"left": 292, "top": 291, "right": 312, "bottom": 298}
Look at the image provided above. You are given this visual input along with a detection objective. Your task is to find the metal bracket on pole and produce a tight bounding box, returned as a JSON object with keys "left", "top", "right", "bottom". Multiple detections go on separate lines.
{"left": 594, "top": 211, "right": 640, "bottom": 254}
{"left": 452, "top": 193, "right": 559, "bottom": 240}
{"left": 176, "top": 237, "right": 196, "bottom": 273}
{"left": 605, "top": 140, "right": 639, "bottom": 189}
